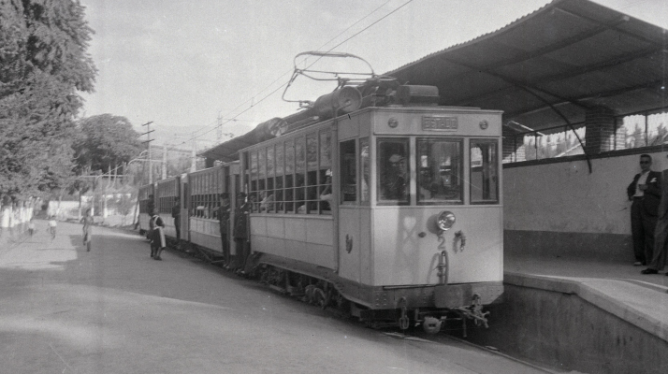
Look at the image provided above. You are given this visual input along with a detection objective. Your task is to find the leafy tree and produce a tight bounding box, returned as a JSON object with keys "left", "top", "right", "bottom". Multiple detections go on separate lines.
{"left": 74, "top": 114, "right": 143, "bottom": 174}
{"left": 0, "top": 0, "right": 96, "bottom": 200}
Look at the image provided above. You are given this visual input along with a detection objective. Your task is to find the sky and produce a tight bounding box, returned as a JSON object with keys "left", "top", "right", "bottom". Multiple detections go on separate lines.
{"left": 78, "top": 0, "right": 668, "bottom": 152}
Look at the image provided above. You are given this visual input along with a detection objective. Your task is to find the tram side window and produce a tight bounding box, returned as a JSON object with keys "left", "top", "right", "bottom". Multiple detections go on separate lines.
{"left": 319, "top": 130, "right": 333, "bottom": 214}
{"left": 275, "top": 142, "right": 285, "bottom": 213}
{"left": 285, "top": 139, "right": 295, "bottom": 213}
{"left": 377, "top": 139, "right": 409, "bottom": 204}
{"left": 339, "top": 140, "right": 357, "bottom": 203}
{"left": 416, "top": 138, "right": 463, "bottom": 204}
{"left": 360, "top": 138, "right": 370, "bottom": 202}
{"left": 305, "top": 132, "right": 318, "bottom": 214}
{"left": 470, "top": 140, "right": 499, "bottom": 204}
{"left": 295, "top": 136, "right": 306, "bottom": 213}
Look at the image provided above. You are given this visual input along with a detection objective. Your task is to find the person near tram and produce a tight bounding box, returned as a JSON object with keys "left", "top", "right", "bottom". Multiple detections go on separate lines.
{"left": 233, "top": 193, "right": 251, "bottom": 274}
{"left": 218, "top": 193, "right": 231, "bottom": 267}
{"left": 642, "top": 161, "right": 668, "bottom": 275}
{"left": 47, "top": 215, "right": 57, "bottom": 240}
{"left": 382, "top": 154, "right": 408, "bottom": 200}
{"left": 149, "top": 209, "right": 166, "bottom": 260}
{"left": 626, "top": 154, "right": 661, "bottom": 266}
{"left": 259, "top": 190, "right": 274, "bottom": 212}
{"left": 81, "top": 209, "right": 94, "bottom": 252}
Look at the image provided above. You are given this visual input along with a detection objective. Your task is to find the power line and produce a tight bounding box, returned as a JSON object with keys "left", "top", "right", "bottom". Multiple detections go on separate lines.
{"left": 172, "top": 0, "right": 413, "bottom": 149}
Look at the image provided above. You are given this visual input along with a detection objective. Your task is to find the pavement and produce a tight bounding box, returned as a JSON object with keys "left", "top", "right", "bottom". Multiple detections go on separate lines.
{"left": 0, "top": 219, "right": 557, "bottom": 374}
{"left": 505, "top": 253, "right": 668, "bottom": 343}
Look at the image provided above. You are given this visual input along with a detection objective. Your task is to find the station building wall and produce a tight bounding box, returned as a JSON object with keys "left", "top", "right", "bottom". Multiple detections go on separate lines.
{"left": 503, "top": 148, "right": 668, "bottom": 262}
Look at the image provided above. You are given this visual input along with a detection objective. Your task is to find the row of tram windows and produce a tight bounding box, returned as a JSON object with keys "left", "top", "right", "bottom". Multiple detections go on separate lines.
{"left": 245, "top": 129, "right": 333, "bottom": 215}
{"left": 340, "top": 137, "right": 499, "bottom": 205}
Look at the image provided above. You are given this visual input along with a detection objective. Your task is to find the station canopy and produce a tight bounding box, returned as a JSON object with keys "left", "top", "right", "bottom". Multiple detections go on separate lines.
{"left": 203, "top": 0, "right": 668, "bottom": 161}
{"left": 386, "top": 0, "right": 668, "bottom": 132}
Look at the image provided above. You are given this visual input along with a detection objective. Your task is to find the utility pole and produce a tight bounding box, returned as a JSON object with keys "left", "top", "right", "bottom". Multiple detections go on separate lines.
{"left": 141, "top": 121, "right": 154, "bottom": 184}
{"left": 162, "top": 144, "right": 167, "bottom": 180}
{"left": 190, "top": 135, "right": 197, "bottom": 173}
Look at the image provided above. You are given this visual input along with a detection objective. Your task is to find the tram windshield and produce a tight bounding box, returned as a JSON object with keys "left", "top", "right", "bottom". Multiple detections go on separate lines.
{"left": 470, "top": 140, "right": 499, "bottom": 203}
{"left": 377, "top": 139, "right": 409, "bottom": 204}
{"left": 416, "top": 138, "right": 463, "bottom": 204}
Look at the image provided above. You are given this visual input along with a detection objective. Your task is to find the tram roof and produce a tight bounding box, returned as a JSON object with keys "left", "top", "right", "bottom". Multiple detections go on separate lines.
{"left": 386, "top": 0, "right": 668, "bottom": 132}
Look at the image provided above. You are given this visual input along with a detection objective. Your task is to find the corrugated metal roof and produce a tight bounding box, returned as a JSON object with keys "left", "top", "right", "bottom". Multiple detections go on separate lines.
{"left": 203, "top": 0, "right": 668, "bottom": 161}
{"left": 386, "top": 0, "right": 668, "bottom": 130}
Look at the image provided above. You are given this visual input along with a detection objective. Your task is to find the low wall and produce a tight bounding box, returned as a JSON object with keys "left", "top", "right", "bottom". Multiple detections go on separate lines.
{"left": 504, "top": 147, "right": 668, "bottom": 260}
{"left": 466, "top": 274, "right": 668, "bottom": 374}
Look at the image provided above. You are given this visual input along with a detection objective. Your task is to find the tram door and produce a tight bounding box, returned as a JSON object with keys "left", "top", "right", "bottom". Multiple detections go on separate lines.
{"left": 182, "top": 178, "right": 190, "bottom": 242}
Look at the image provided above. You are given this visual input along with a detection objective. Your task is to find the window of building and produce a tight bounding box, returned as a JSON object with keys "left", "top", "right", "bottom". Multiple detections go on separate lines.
{"left": 416, "top": 138, "right": 462, "bottom": 204}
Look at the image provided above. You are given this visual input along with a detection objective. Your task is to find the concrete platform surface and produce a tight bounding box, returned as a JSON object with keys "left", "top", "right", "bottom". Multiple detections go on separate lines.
{"left": 506, "top": 254, "right": 668, "bottom": 343}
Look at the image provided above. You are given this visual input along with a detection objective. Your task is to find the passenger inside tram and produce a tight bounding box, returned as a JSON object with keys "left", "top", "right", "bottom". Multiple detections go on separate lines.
{"left": 259, "top": 191, "right": 274, "bottom": 212}
{"left": 382, "top": 154, "right": 408, "bottom": 200}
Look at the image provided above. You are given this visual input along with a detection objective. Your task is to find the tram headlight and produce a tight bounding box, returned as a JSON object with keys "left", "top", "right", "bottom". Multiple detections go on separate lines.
{"left": 436, "top": 211, "right": 456, "bottom": 231}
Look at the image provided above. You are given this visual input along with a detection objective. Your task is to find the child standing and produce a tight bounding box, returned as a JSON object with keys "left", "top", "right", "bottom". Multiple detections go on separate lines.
{"left": 48, "top": 216, "right": 57, "bottom": 240}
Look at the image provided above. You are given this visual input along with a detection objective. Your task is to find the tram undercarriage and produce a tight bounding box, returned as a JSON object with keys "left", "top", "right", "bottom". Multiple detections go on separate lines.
{"left": 253, "top": 254, "right": 502, "bottom": 334}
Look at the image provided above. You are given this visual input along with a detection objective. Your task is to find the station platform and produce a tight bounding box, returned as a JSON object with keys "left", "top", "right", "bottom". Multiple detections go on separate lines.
{"left": 473, "top": 253, "right": 668, "bottom": 374}
{"left": 505, "top": 253, "right": 668, "bottom": 340}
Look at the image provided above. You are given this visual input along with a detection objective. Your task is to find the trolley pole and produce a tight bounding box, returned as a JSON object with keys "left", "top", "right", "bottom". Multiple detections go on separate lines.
{"left": 141, "top": 121, "right": 154, "bottom": 184}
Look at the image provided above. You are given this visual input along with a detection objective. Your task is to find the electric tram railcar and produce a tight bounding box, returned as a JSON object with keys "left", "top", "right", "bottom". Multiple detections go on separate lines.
{"left": 187, "top": 164, "right": 240, "bottom": 254}
{"left": 137, "top": 183, "right": 155, "bottom": 236}
{"left": 241, "top": 93, "right": 503, "bottom": 333}
{"left": 136, "top": 84, "right": 504, "bottom": 333}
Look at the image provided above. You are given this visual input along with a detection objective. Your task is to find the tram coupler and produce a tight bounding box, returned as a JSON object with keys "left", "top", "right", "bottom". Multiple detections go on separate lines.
{"left": 421, "top": 316, "right": 445, "bottom": 334}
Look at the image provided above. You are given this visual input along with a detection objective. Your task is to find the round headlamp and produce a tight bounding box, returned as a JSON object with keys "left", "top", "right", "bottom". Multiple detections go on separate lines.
{"left": 436, "top": 211, "right": 456, "bottom": 231}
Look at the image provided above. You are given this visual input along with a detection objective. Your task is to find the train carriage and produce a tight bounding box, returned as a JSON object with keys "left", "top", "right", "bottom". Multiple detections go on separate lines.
{"left": 187, "top": 164, "right": 240, "bottom": 256}
{"left": 137, "top": 183, "right": 155, "bottom": 236}
{"left": 135, "top": 53, "right": 504, "bottom": 333}
{"left": 156, "top": 177, "right": 180, "bottom": 240}
{"left": 241, "top": 99, "right": 504, "bottom": 332}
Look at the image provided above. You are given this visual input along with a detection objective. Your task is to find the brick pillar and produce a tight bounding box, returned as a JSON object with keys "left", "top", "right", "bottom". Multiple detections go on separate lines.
{"left": 502, "top": 127, "right": 525, "bottom": 163}
{"left": 584, "top": 106, "right": 616, "bottom": 154}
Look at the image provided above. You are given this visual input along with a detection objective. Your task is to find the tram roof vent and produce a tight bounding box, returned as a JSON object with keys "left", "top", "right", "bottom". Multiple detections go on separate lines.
{"left": 396, "top": 85, "right": 439, "bottom": 106}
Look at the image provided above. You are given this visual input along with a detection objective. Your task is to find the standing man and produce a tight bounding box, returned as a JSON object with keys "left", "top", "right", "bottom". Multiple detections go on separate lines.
{"left": 218, "top": 193, "right": 231, "bottom": 267}
{"left": 233, "top": 193, "right": 250, "bottom": 273}
{"left": 642, "top": 157, "right": 668, "bottom": 275}
{"left": 627, "top": 154, "right": 661, "bottom": 266}
{"left": 171, "top": 197, "right": 181, "bottom": 244}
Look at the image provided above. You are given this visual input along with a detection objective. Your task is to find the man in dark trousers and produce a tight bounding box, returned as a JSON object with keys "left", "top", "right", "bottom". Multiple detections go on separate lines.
{"left": 642, "top": 157, "right": 668, "bottom": 275}
{"left": 218, "top": 193, "right": 231, "bottom": 267}
{"left": 627, "top": 154, "right": 661, "bottom": 266}
{"left": 233, "top": 192, "right": 250, "bottom": 274}
{"left": 171, "top": 197, "right": 181, "bottom": 247}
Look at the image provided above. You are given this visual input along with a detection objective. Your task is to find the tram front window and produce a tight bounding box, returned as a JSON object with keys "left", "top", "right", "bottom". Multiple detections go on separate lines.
{"left": 417, "top": 138, "right": 462, "bottom": 204}
{"left": 378, "top": 139, "right": 409, "bottom": 204}
{"left": 470, "top": 140, "right": 499, "bottom": 204}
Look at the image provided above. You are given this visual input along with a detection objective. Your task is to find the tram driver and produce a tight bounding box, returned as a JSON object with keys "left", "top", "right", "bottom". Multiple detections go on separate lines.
{"left": 382, "top": 154, "right": 408, "bottom": 200}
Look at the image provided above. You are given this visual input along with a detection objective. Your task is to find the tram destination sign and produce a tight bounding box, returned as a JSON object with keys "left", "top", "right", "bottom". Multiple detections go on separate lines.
{"left": 422, "top": 116, "right": 458, "bottom": 131}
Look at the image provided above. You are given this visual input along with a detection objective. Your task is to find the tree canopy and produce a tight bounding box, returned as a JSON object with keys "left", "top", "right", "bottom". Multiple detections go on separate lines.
{"left": 0, "top": 0, "right": 96, "bottom": 200}
{"left": 74, "top": 114, "right": 143, "bottom": 173}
